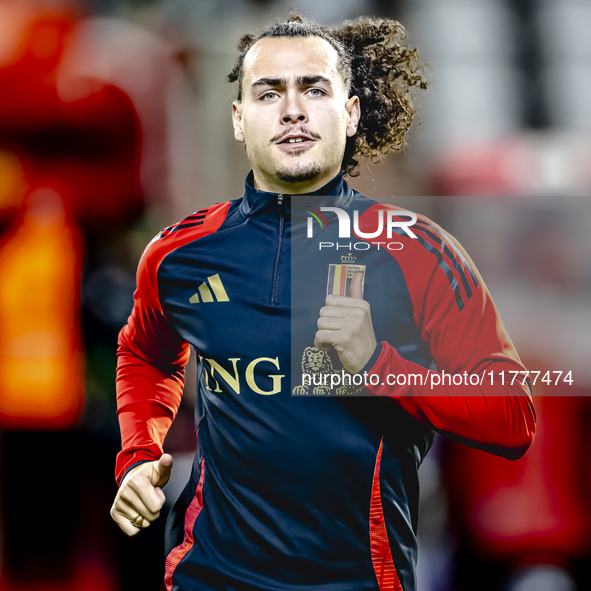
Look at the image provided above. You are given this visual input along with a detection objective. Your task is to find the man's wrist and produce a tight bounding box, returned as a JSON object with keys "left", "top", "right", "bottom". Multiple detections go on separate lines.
{"left": 358, "top": 342, "right": 383, "bottom": 375}
{"left": 119, "top": 459, "right": 152, "bottom": 488}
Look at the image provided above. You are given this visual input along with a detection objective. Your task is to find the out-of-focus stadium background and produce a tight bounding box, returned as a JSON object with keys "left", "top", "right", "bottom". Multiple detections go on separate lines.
{"left": 0, "top": 0, "right": 589, "bottom": 590}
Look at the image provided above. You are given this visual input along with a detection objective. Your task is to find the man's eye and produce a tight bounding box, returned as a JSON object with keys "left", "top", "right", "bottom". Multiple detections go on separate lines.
{"left": 262, "top": 92, "right": 278, "bottom": 100}
{"left": 308, "top": 88, "right": 325, "bottom": 97}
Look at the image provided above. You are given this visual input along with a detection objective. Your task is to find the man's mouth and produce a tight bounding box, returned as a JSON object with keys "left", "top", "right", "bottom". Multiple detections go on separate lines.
{"left": 278, "top": 135, "right": 314, "bottom": 144}
{"left": 276, "top": 134, "right": 317, "bottom": 151}
{"left": 272, "top": 128, "right": 320, "bottom": 148}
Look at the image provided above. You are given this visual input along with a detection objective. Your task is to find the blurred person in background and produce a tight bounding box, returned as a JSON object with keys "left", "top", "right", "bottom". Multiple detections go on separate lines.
{"left": 111, "top": 13, "right": 535, "bottom": 591}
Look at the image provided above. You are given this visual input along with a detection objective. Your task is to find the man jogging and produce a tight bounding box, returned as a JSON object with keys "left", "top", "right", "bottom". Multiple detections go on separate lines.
{"left": 111, "top": 14, "right": 536, "bottom": 591}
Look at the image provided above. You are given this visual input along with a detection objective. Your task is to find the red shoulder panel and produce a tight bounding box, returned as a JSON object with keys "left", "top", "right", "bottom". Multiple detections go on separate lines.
{"left": 137, "top": 201, "right": 232, "bottom": 314}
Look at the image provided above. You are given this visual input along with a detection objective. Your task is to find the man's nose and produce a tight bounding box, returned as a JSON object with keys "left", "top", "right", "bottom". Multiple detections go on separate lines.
{"left": 281, "top": 92, "right": 307, "bottom": 123}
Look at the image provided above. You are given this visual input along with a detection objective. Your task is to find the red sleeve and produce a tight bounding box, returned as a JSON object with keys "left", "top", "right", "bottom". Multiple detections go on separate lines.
{"left": 357, "top": 205, "right": 536, "bottom": 459}
{"left": 115, "top": 239, "right": 190, "bottom": 485}
{"left": 115, "top": 202, "right": 231, "bottom": 484}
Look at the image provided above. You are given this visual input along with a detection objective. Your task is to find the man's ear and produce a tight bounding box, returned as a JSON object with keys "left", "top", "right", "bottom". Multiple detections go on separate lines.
{"left": 232, "top": 101, "right": 245, "bottom": 143}
{"left": 345, "top": 95, "right": 361, "bottom": 137}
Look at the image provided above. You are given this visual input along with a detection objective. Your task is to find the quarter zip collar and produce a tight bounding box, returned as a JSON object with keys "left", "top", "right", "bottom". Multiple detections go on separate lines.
{"left": 239, "top": 170, "right": 355, "bottom": 219}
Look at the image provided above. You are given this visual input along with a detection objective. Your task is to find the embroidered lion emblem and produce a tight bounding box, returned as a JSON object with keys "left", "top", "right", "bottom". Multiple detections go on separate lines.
{"left": 292, "top": 346, "right": 333, "bottom": 396}
{"left": 302, "top": 346, "right": 333, "bottom": 374}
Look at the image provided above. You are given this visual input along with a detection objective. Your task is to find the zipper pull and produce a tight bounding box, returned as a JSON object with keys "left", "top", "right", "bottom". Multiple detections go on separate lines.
{"left": 277, "top": 194, "right": 284, "bottom": 210}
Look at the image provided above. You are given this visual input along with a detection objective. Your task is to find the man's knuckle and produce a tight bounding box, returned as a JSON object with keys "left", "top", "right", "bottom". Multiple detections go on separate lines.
{"left": 129, "top": 475, "right": 142, "bottom": 488}
{"left": 110, "top": 505, "right": 118, "bottom": 519}
{"left": 128, "top": 478, "right": 147, "bottom": 495}
{"left": 119, "top": 489, "right": 132, "bottom": 503}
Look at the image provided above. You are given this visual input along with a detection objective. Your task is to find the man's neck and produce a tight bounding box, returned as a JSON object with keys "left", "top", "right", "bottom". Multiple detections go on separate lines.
{"left": 252, "top": 169, "right": 341, "bottom": 195}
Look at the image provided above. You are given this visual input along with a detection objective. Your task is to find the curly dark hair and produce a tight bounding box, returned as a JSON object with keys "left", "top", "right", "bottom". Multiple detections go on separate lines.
{"left": 228, "top": 13, "right": 427, "bottom": 177}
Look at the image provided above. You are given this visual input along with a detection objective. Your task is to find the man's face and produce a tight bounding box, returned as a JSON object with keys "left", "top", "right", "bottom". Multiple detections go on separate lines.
{"left": 232, "top": 36, "right": 360, "bottom": 194}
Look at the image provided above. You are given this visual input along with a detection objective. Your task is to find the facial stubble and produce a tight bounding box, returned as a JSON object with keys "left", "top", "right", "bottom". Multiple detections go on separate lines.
{"left": 274, "top": 150, "right": 324, "bottom": 184}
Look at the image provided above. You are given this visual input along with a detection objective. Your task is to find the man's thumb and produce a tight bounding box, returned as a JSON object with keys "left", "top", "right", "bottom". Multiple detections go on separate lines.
{"left": 153, "top": 453, "right": 173, "bottom": 486}
{"left": 349, "top": 273, "right": 364, "bottom": 299}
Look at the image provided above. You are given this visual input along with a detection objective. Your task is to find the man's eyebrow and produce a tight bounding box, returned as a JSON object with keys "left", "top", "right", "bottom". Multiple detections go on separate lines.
{"left": 251, "top": 75, "right": 333, "bottom": 89}
{"left": 296, "top": 75, "right": 333, "bottom": 87}
{"left": 251, "top": 77, "right": 287, "bottom": 89}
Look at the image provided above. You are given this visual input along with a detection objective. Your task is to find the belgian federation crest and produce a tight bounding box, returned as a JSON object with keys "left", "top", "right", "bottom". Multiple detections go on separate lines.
{"left": 327, "top": 253, "right": 366, "bottom": 297}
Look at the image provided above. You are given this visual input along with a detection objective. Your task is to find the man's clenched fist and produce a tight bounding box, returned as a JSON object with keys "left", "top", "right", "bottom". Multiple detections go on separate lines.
{"left": 110, "top": 453, "right": 173, "bottom": 536}
{"left": 314, "top": 273, "right": 377, "bottom": 374}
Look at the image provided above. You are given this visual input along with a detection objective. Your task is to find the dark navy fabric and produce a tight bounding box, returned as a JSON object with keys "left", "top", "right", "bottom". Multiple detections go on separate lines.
{"left": 160, "top": 172, "right": 433, "bottom": 591}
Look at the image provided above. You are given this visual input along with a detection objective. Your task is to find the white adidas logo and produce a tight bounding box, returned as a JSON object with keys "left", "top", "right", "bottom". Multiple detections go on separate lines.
{"left": 189, "top": 274, "right": 229, "bottom": 303}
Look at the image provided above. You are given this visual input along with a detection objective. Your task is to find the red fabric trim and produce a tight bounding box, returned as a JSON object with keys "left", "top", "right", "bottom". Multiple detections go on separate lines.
{"left": 370, "top": 438, "right": 403, "bottom": 591}
{"left": 164, "top": 459, "right": 206, "bottom": 591}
